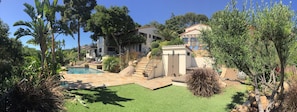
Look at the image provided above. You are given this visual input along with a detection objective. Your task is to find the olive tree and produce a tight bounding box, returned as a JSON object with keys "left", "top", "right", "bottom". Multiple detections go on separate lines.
{"left": 202, "top": 0, "right": 296, "bottom": 111}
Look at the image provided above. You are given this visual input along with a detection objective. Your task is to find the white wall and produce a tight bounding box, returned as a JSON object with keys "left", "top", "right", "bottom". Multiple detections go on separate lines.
{"left": 86, "top": 48, "right": 96, "bottom": 59}
{"left": 186, "top": 54, "right": 192, "bottom": 68}
{"left": 191, "top": 57, "right": 214, "bottom": 68}
{"left": 96, "top": 36, "right": 105, "bottom": 56}
{"left": 138, "top": 27, "right": 163, "bottom": 53}
{"left": 179, "top": 54, "right": 186, "bottom": 75}
{"left": 162, "top": 50, "right": 171, "bottom": 76}
{"left": 148, "top": 60, "right": 164, "bottom": 79}
{"left": 162, "top": 45, "right": 193, "bottom": 76}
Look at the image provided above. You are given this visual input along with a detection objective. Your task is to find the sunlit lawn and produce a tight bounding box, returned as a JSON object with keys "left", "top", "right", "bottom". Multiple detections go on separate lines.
{"left": 65, "top": 84, "right": 245, "bottom": 112}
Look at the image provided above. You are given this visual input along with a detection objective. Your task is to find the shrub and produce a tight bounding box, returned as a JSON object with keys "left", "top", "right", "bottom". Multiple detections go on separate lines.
{"left": 167, "top": 38, "right": 184, "bottom": 45}
{"left": 0, "top": 75, "right": 64, "bottom": 112}
{"left": 130, "top": 50, "right": 140, "bottom": 60}
{"left": 186, "top": 68, "right": 221, "bottom": 97}
{"left": 151, "top": 48, "right": 162, "bottom": 56}
{"left": 151, "top": 41, "right": 160, "bottom": 49}
{"left": 103, "top": 56, "right": 120, "bottom": 72}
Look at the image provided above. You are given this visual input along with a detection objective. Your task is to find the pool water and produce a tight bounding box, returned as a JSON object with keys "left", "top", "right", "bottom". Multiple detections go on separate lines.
{"left": 67, "top": 67, "right": 103, "bottom": 74}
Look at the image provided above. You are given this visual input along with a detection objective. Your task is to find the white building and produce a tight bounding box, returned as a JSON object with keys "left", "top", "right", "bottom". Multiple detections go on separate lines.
{"left": 179, "top": 24, "right": 211, "bottom": 50}
{"left": 125, "top": 26, "right": 163, "bottom": 54}
{"left": 86, "top": 26, "right": 162, "bottom": 59}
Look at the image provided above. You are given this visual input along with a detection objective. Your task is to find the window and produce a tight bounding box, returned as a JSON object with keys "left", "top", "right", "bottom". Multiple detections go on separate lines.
{"left": 190, "top": 38, "right": 198, "bottom": 46}
{"left": 190, "top": 38, "right": 197, "bottom": 42}
{"left": 107, "top": 47, "right": 115, "bottom": 51}
{"left": 182, "top": 38, "right": 188, "bottom": 43}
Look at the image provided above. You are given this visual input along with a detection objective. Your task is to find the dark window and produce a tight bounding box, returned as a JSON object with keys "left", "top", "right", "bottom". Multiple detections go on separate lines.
{"left": 107, "top": 47, "right": 115, "bottom": 51}
{"left": 182, "top": 38, "right": 188, "bottom": 43}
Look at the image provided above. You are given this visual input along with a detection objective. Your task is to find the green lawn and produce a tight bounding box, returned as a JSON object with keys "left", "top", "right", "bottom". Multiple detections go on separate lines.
{"left": 65, "top": 84, "right": 246, "bottom": 112}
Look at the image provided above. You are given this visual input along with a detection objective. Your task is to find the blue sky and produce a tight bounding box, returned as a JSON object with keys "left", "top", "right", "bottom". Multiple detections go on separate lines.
{"left": 0, "top": 0, "right": 296, "bottom": 49}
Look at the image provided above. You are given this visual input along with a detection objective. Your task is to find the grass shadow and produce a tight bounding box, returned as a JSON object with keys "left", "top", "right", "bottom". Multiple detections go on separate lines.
{"left": 61, "top": 80, "right": 95, "bottom": 90}
{"left": 70, "top": 87, "right": 133, "bottom": 107}
{"left": 225, "top": 92, "right": 246, "bottom": 111}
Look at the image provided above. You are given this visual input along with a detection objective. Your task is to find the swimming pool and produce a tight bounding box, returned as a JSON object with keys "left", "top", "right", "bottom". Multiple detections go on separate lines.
{"left": 67, "top": 67, "right": 104, "bottom": 74}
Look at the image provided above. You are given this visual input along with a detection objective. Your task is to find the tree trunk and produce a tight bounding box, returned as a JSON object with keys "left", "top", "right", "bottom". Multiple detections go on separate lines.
{"left": 278, "top": 61, "right": 285, "bottom": 101}
{"left": 51, "top": 33, "right": 56, "bottom": 75}
{"left": 255, "top": 75, "right": 264, "bottom": 112}
{"left": 40, "top": 39, "right": 47, "bottom": 75}
{"left": 111, "top": 34, "right": 122, "bottom": 70}
{"left": 77, "top": 22, "right": 81, "bottom": 60}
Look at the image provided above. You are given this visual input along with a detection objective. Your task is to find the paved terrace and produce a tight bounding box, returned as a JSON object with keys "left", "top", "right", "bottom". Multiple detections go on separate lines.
{"left": 61, "top": 72, "right": 173, "bottom": 90}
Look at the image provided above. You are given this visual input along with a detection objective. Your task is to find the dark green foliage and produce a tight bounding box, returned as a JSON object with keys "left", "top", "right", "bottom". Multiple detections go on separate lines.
{"left": 1, "top": 75, "right": 64, "bottom": 112}
{"left": 120, "top": 33, "right": 146, "bottom": 45}
{"left": 156, "top": 28, "right": 178, "bottom": 41}
{"left": 151, "top": 48, "right": 162, "bottom": 56}
{"left": 151, "top": 41, "right": 160, "bottom": 49}
{"left": 62, "top": 0, "right": 97, "bottom": 60}
{"left": 0, "top": 19, "right": 24, "bottom": 92}
{"left": 186, "top": 69, "right": 221, "bottom": 97}
{"left": 165, "top": 12, "right": 208, "bottom": 34}
{"left": 103, "top": 57, "right": 120, "bottom": 73}
{"left": 167, "top": 38, "right": 184, "bottom": 45}
{"left": 86, "top": 5, "right": 137, "bottom": 70}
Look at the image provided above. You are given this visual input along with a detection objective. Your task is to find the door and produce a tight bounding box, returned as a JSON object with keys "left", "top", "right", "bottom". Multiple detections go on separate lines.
{"left": 139, "top": 44, "right": 142, "bottom": 52}
{"left": 168, "top": 54, "right": 173, "bottom": 76}
{"left": 167, "top": 53, "right": 179, "bottom": 76}
{"left": 173, "top": 54, "right": 179, "bottom": 76}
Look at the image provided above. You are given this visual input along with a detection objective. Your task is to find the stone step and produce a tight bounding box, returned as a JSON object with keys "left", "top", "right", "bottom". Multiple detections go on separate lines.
{"left": 135, "top": 71, "right": 144, "bottom": 75}
{"left": 132, "top": 74, "right": 147, "bottom": 79}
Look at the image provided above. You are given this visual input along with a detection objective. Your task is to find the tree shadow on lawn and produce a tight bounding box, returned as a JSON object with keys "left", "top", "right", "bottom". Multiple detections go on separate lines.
{"left": 225, "top": 92, "right": 246, "bottom": 111}
{"left": 71, "top": 87, "right": 133, "bottom": 107}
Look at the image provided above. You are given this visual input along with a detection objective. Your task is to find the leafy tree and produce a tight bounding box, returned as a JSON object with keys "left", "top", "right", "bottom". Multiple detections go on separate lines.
{"left": 144, "top": 21, "right": 165, "bottom": 30}
{"left": 0, "top": 19, "right": 24, "bottom": 93}
{"left": 203, "top": 0, "right": 296, "bottom": 111}
{"left": 156, "top": 28, "right": 178, "bottom": 41}
{"left": 61, "top": 0, "right": 96, "bottom": 60}
{"left": 253, "top": 2, "right": 296, "bottom": 111}
{"left": 86, "top": 5, "right": 138, "bottom": 69}
{"left": 165, "top": 12, "right": 208, "bottom": 34}
{"left": 14, "top": 1, "right": 49, "bottom": 71}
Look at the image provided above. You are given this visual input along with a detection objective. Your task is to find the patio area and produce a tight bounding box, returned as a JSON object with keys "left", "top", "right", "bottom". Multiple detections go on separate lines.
{"left": 61, "top": 72, "right": 173, "bottom": 90}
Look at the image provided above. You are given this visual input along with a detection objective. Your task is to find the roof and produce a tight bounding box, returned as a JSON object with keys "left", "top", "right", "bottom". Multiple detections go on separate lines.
{"left": 137, "top": 25, "right": 156, "bottom": 30}
{"left": 185, "top": 24, "right": 209, "bottom": 30}
{"left": 162, "top": 45, "right": 193, "bottom": 52}
{"left": 179, "top": 24, "right": 210, "bottom": 36}
{"left": 179, "top": 28, "right": 200, "bottom": 36}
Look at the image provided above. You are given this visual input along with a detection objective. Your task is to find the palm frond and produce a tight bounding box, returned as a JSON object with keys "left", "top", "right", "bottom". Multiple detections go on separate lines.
{"left": 23, "top": 3, "right": 36, "bottom": 21}
{"left": 26, "top": 39, "right": 39, "bottom": 45}
{"left": 14, "top": 28, "right": 34, "bottom": 39}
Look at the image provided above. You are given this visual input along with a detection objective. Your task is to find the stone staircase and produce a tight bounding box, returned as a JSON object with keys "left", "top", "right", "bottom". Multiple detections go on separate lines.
{"left": 133, "top": 55, "right": 163, "bottom": 79}
{"left": 133, "top": 57, "right": 150, "bottom": 78}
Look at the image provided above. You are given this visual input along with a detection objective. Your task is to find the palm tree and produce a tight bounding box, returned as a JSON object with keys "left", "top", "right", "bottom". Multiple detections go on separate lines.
{"left": 14, "top": 1, "right": 49, "bottom": 71}
{"left": 44, "top": 0, "right": 58, "bottom": 70}
{"left": 44, "top": 0, "right": 73, "bottom": 75}
{"left": 156, "top": 28, "right": 178, "bottom": 41}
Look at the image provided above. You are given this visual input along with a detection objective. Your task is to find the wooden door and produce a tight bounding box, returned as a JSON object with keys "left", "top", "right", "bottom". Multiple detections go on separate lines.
{"left": 168, "top": 54, "right": 173, "bottom": 76}
{"left": 173, "top": 54, "right": 179, "bottom": 76}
